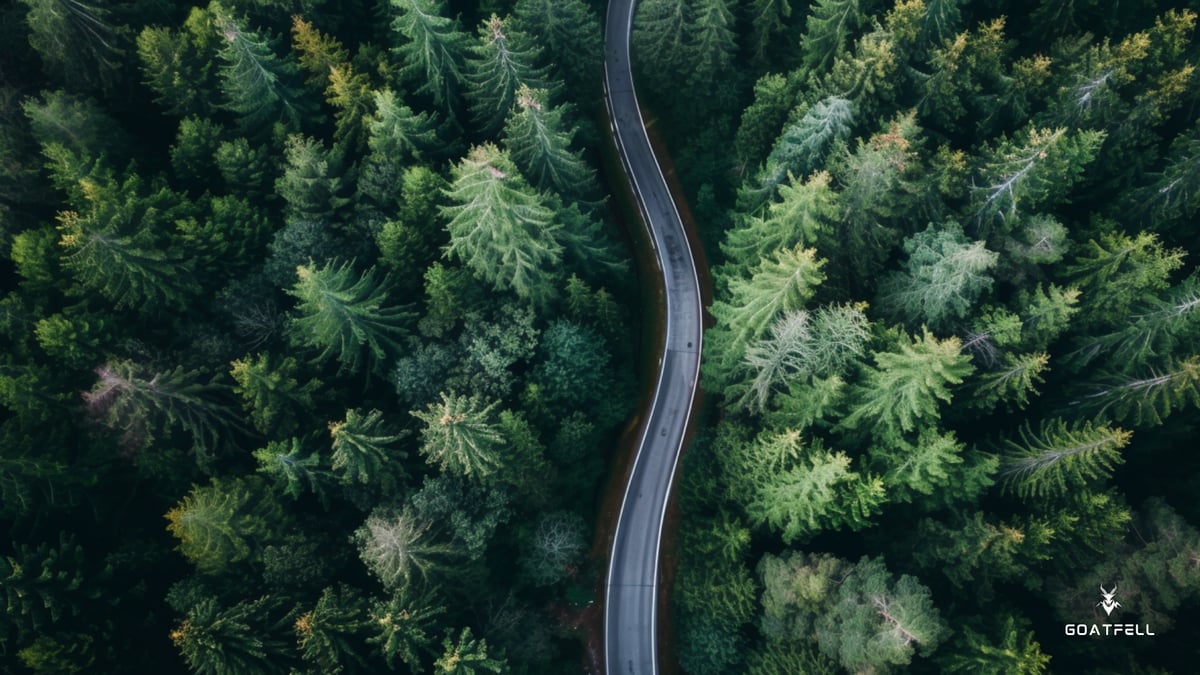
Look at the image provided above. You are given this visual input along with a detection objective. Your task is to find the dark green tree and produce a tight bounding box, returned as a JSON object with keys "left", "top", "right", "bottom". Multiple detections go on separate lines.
{"left": 170, "top": 595, "right": 294, "bottom": 675}
{"left": 1000, "top": 419, "right": 1131, "bottom": 498}
{"left": 369, "top": 585, "right": 447, "bottom": 671}
{"left": 434, "top": 627, "right": 507, "bottom": 674}
{"left": 329, "top": 408, "right": 408, "bottom": 495}
{"left": 502, "top": 86, "right": 595, "bottom": 198}
{"left": 411, "top": 392, "right": 506, "bottom": 480}
{"left": 389, "top": 0, "right": 469, "bottom": 112}
{"left": 465, "top": 14, "right": 549, "bottom": 135}
{"left": 211, "top": 2, "right": 310, "bottom": 133}
{"left": 295, "top": 585, "right": 371, "bottom": 674}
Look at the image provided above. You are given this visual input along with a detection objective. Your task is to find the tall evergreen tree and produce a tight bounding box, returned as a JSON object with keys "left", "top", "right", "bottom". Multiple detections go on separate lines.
{"left": 502, "top": 86, "right": 595, "bottom": 198}
{"left": 329, "top": 408, "right": 408, "bottom": 494}
{"left": 411, "top": 393, "right": 506, "bottom": 480}
{"left": 369, "top": 585, "right": 446, "bottom": 670}
{"left": 286, "top": 261, "right": 411, "bottom": 375}
{"left": 1000, "top": 419, "right": 1130, "bottom": 498}
{"left": 434, "top": 627, "right": 508, "bottom": 674}
{"left": 354, "top": 506, "right": 455, "bottom": 589}
{"left": 164, "top": 476, "right": 284, "bottom": 573}
{"left": 211, "top": 2, "right": 310, "bottom": 133}
{"left": 390, "top": 0, "right": 469, "bottom": 112}
{"left": 170, "top": 595, "right": 294, "bottom": 675}
{"left": 441, "top": 143, "right": 563, "bottom": 305}
{"left": 465, "top": 14, "right": 549, "bottom": 135}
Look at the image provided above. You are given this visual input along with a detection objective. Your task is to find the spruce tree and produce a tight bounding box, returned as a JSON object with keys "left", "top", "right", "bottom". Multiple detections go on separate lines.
{"left": 411, "top": 392, "right": 506, "bottom": 480}
{"left": 211, "top": 2, "right": 310, "bottom": 133}
{"left": 286, "top": 261, "right": 411, "bottom": 375}
{"left": 465, "top": 14, "right": 549, "bottom": 135}
{"left": 369, "top": 585, "right": 447, "bottom": 670}
{"left": 389, "top": 0, "right": 469, "bottom": 112}
{"left": 1000, "top": 419, "right": 1130, "bottom": 498}
{"left": 502, "top": 86, "right": 595, "bottom": 198}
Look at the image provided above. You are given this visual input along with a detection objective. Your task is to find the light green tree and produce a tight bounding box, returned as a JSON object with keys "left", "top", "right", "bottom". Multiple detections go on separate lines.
{"left": 1000, "top": 418, "right": 1130, "bottom": 498}
{"left": 354, "top": 506, "right": 455, "bottom": 589}
{"left": 230, "top": 353, "right": 316, "bottom": 437}
{"left": 837, "top": 329, "right": 974, "bottom": 443}
{"left": 815, "top": 556, "right": 949, "bottom": 672}
{"left": 411, "top": 393, "right": 506, "bottom": 480}
{"left": 286, "top": 261, "right": 410, "bottom": 375}
{"left": 441, "top": 143, "right": 563, "bottom": 305}
{"left": 434, "top": 627, "right": 507, "bottom": 674}
{"left": 164, "top": 477, "right": 283, "bottom": 573}
{"left": 295, "top": 585, "right": 371, "bottom": 675}
{"left": 878, "top": 222, "right": 999, "bottom": 331}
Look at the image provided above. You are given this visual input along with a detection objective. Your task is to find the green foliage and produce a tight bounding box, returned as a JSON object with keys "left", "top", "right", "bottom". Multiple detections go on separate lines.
{"left": 802, "top": 0, "right": 863, "bottom": 72}
{"left": 367, "top": 89, "right": 439, "bottom": 162}
{"left": 354, "top": 506, "right": 455, "bottom": 590}
{"left": 1000, "top": 419, "right": 1131, "bottom": 498}
{"left": 138, "top": 12, "right": 221, "bottom": 117}
{"left": 295, "top": 585, "right": 371, "bottom": 674}
{"left": 253, "top": 438, "right": 327, "bottom": 502}
{"left": 286, "top": 260, "right": 411, "bottom": 375}
{"left": 369, "top": 585, "right": 446, "bottom": 670}
{"left": 20, "top": 0, "right": 123, "bottom": 90}
{"left": 520, "top": 511, "right": 587, "bottom": 586}
{"left": 170, "top": 595, "right": 294, "bottom": 675}
{"left": 503, "top": 86, "right": 594, "bottom": 197}
{"left": 911, "top": 511, "right": 1054, "bottom": 593}
{"left": 83, "top": 360, "right": 237, "bottom": 461}
{"left": 434, "top": 627, "right": 508, "bottom": 674}
{"left": 276, "top": 135, "right": 350, "bottom": 222}
{"left": 165, "top": 476, "right": 284, "bottom": 574}
{"left": 230, "top": 353, "right": 316, "bottom": 437}
{"left": 465, "top": 15, "right": 549, "bottom": 135}
{"left": 879, "top": 222, "right": 999, "bottom": 331}
{"left": 724, "top": 171, "right": 839, "bottom": 276}
{"left": 1068, "top": 230, "right": 1185, "bottom": 327}
{"left": 758, "top": 550, "right": 850, "bottom": 642}
{"left": 411, "top": 392, "right": 505, "bottom": 480}
{"left": 814, "top": 556, "right": 949, "bottom": 672}
{"left": 741, "top": 430, "right": 885, "bottom": 543}
{"left": 837, "top": 329, "right": 974, "bottom": 443}
{"left": 939, "top": 615, "right": 1052, "bottom": 674}
{"left": 1076, "top": 356, "right": 1200, "bottom": 426}
{"left": 1, "top": 534, "right": 96, "bottom": 640}
{"left": 329, "top": 408, "right": 407, "bottom": 494}
{"left": 758, "top": 96, "right": 854, "bottom": 196}
{"left": 211, "top": 2, "right": 310, "bottom": 133}
{"left": 389, "top": 0, "right": 469, "bottom": 111}
{"left": 512, "top": 0, "right": 601, "bottom": 94}
{"left": 441, "top": 143, "right": 563, "bottom": 305}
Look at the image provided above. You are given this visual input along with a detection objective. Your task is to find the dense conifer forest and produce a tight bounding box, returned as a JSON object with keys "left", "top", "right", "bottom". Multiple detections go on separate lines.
{"left": 1, "top": 0, "right": 631, "bottom": 672}
{"left": 637, "top": 0, "right": 1200, "bottom": 673}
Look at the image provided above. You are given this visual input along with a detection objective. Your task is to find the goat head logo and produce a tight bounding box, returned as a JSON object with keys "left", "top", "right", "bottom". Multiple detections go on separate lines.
{"left": 1098, "top": 585, "right": 1121, "bottom": 616}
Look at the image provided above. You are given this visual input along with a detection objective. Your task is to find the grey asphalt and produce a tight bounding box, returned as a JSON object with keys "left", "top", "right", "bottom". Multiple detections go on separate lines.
{"left": 602, "top": 1, "right": 705, "bottom": 673}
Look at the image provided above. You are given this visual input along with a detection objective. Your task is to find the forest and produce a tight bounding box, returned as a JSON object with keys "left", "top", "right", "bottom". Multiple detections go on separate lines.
{"left": 1, "top": 0, "right": 632, "bottom": 672}
{"left": 638, "top": 0, "right": 1200, "bottom": 673}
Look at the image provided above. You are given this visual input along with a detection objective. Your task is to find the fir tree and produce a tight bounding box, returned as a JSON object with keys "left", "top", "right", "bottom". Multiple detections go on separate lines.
{"left": 354, "top": 506, "right": 455, "bottom": 589}
{"left": 389, "top": 0, "right": 469, "bottom": 112}
{"left": 465, "top": 14, "right": 549, "bottom": 136}
{"left": 1000, "top": 419, "right": 1130, "bottom": 498}
{"left": 286, "top": 261, "right": 411, "bottom": 375}
{"left": 329, "top": 408, "right": 408, "bottom": 494}
{"left": 211, "top": 2, "right": 310, "bottom": 133}
{"left": 411, "top": 392, "right": 506, "bottom": 480}
{"left": 369, "top": 585, "right": 447, "bottom": 670}
{"left": 502, "top": 86, "right": 595, "bottom": 197}
{"left": 164, "top": 476, "right": 284, "bottom": 573}
{"left": 170, "top": 595, "right": 294, "bottom": 675}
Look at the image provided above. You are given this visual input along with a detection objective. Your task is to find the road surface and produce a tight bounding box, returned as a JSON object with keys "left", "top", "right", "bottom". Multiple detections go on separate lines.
{"left": 602, "top": 1, "right": 704, "bottom": 673}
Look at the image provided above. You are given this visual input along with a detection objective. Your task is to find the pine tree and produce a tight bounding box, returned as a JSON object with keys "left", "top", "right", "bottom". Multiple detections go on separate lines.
{"left": 685, "top": 0, "right": 738, "bottom": 88}
{"left": 872, "top": 429, "right": 967, "bottom": 502}
{"left": 878, "top": 222, "right": 999, "bottom": 331}
{"left": 512, "top": 0, "right": 602, "bottom": 93}
{"left": 170, "top": 595, "right": 294, "bottom": 675}
{"left": 354, "top": 506, "right": 455, "bottom": 589}
{"left": 411, "top": 392, "right": 506, "bottom": 480}
{"left": 745, "top": 0, "right": 793, "bottom": 66}
{"left": 329, "top": 408, "right": 408, "bottom": 494}
{"left": 742, "top": 430, "right": 885, "bottom": 543}
{"left": 968, "top": 352, "right": 1050, "bottom": 411}
{"left": 441, "top": 144, "right": 563, "bottom": 305}
{"left": 836, "top": 329, "right": 975, "bottom": 443}
{"left": 295, "top": 585, "right": 371, "bottom": 674}
{"left": 286, "top": 261, "right": 411, "bottom": 375}
{"left": 1076, "top": 356, "right": 1200, "bottom": 426}
{"left": 940, "top": 615, "right": 1052, "bottom": 674}
{"left": 164, "top": 476, "right": 284, "bottom": 573}
{"left": 369, "top": 585, "right": 447, "bottom": 670}
{"left": 367, "top": 89, "right": 439, "bottom": 162}
{"left": 1000, "top": 419, "right": 1130, "bottom": 498}
{"left": 83, "top": 361, "right": 237, "bottom": 460}
{"left": 389, "top": 0, "right": 469, "bottom": 112}
{"left": 434, "top": 627, "right": 507, "bottom": 674}
{"left": 1072, "top": 274, "right": 1200, "bottom": 368}
{"left": 972, "top": 126, "right": 1105, "bottom": 229}
{"left": 211, "top": 2, "right": 310, "bottom": 133}
{"left": 1067, "top": 230, "right": 1185, "bottom": 328}
{"left": 734, "top": 72, "right": 802, "bottom": 172}
{"left": 757, "top": 96, "right": 854, "bottom": 196}
{"left": 275, "top": 134, "right": 350, "bottom": 222}
{"left": 53, "top": 159, "right": 197, "bottom": 312}
{"left": 814, "top": 556, "right": 948, "bottom": 672}
{"left": 911, "top": 511, "right": 1053, "bottom": 592}
{"left": 20, "top": 0, "right": 123, "bottom": 90}
{"left": 137, "top": 17, "right": 221, "bottom": 117}
{"left": 465, "top": 14, "right": 549, "bottom": 135}
{"left": 230, "top": 353, "right": 316, "bottom": 437}
{"left": 724, "top": 171, "right": 839, "bottom": 277}
{"left": 0, "top": 534, "right": 95, "bottom": 640}
{"left": 632, "top": 0, "right": 690, "bottom": 91}
{"left": 802, "top": 0, "right": 863, "bottom": 72}
{"left": 253, "top": 438, "right": 328, "bottom": 503}
{"left": 290, "top": 15, "right": 349, "bottom": 90}
{"left": 502, "top": 86, "right": 595, "bottom": 197}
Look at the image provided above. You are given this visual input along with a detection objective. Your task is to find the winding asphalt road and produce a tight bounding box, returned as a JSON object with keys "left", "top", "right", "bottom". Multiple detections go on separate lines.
{"left": 602, "top": 1, "right": 704, "bottom": 673}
